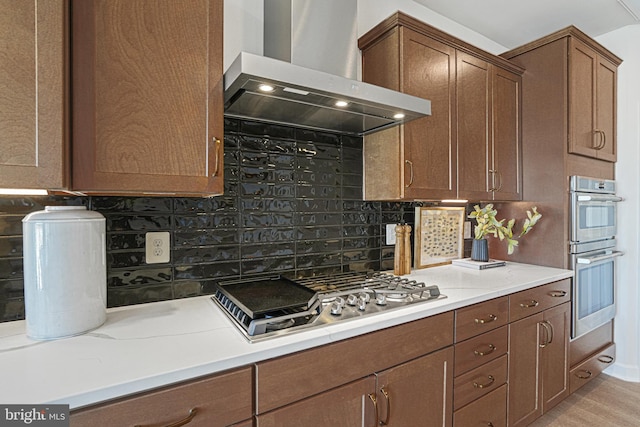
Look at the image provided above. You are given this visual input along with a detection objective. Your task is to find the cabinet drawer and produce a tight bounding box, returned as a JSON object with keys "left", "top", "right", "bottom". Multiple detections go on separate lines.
{"left": 454, "top": 326, "right": 508, "bottom": 376}
{"left": 70, "top": 366, "right": 253, "bottom": 427}
{"left": 256, "top": 312, "right": 453, "bottom": 414}
{"left": 453, "top": 384, "right": 507, "bottom": 427}
{"left": 455, "top": 296, "right": 509, "bottom": 342}
{"left": 510, "top": 279, "right": 571, "bottom": 322}
{"left": 570, "top": 343, "right": 616, "bottom": 394}
{"left": 454, "top": 354, "right": 507, "bottom": 410}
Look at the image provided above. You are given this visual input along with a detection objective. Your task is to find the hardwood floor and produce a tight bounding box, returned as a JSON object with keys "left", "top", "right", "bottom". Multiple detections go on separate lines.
{"left": 530, "top": 374, "right": 640, "bottom": 426}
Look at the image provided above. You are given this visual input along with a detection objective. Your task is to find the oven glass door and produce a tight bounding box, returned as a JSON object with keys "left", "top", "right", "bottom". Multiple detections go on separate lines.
{"left": 571, "top": 193, "right": 620, "bottom": 243}
{"left": 572, "top": 249, "right": 621, "bottom": 338}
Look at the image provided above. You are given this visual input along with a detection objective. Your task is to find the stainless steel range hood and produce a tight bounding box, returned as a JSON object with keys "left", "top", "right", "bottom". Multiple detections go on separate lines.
{"left": 223, "top": 0, "right": 431, "bottom": 136}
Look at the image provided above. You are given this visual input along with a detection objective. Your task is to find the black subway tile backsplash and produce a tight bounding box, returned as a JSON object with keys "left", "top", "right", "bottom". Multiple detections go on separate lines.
{"left": 0, "top": 118, "right": 427, "bottom": 323}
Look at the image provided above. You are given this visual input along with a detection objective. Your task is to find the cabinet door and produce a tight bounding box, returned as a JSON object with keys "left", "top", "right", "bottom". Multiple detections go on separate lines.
{"left": 569, "top": 37, "right": 617, "bottom": 162}
{"left": 0, "top": 0, "right": 67, "bottom": 190}
{"left": 569, "top": 38, "right": 598, "bottom": 159}
{"left": 595, "top": 56, "right": 617, "bottom": 162}
{"left": 402, "top": 28, "right": 457, "bottom": 200}
{"left": 457, "top": 52, "right": 491, "bottom": 201}
{"left": 71, "top": 0, "right": 223, "bottom": 196}
{"left": 71, "top": 367, "right": 253, "bottom": 427}
{"left": 508, "top": 313, "right": 543, "bottom": 427}
{"left": 376, "top": 347, "right": 453, "bottom": 427}
{"left": 541, "top": 302, "right": 570, "bottom": 412}
{"left": 492, "top": 67, "right": 521, "bottom": 200}
{"left": 256, "top": 376, "right": 376, "bottom": 427}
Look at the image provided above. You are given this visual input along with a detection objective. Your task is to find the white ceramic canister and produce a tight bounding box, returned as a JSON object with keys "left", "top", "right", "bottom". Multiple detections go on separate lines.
{"left": 22, "top": 206, "right": 107, "bottom": 340}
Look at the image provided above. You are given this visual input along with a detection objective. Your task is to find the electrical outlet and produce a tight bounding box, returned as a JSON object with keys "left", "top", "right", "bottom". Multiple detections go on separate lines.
{"left": 464, "top": 221, "right": 472, "bottom": 239}
{"left": 145, "top": 231, "right": 170, "bottom": 264}
{"left": 386, "top": 224, "right": 397, "bottom": 245}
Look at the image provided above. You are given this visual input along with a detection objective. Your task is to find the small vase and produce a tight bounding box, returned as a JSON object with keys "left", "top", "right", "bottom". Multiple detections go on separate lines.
{"left": 471, "top": 239, "right": 489, "bottom": 262}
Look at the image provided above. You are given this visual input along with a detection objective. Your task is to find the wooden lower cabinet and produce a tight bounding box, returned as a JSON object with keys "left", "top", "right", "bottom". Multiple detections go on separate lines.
{"left": 255, "top": 376, "right": 376, "bottom": 427}
{"left": 375, "top": 347, "right": 454, "bottom": 427}
{"left": 454, "top": 384, "right": 507, "bottom": 427}
{"left": 70, "top": 366, "right": 253, "bottom": 427}
{"left": 257, "top": 347, "right": 454, "bottom": 427}
{"left": 508, "top": 302, "right": 570, "bottom": 426}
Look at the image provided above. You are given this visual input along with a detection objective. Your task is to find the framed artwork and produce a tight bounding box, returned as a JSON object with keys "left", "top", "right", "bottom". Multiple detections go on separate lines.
{"left": 414, "top": 206, "right": 465, "bottom": 268}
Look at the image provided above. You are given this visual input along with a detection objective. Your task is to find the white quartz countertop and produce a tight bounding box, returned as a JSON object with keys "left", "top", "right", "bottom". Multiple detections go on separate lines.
{"left": 0, "top": 262, "right": 572, "bottom": 410}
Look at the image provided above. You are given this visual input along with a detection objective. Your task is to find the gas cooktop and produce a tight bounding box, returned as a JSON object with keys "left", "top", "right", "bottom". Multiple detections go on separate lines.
{"left": 211, "top": 272, "right": 446, "bottom": 342}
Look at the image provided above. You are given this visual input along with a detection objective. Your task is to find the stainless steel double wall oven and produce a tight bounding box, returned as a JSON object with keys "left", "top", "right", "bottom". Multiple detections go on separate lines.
{"left": 569, "top": 176, "right": 623, "bottom": 338}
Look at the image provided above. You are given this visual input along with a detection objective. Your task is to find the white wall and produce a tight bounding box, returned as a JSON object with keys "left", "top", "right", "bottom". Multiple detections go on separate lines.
{"left": 223, "top": 0, "right": 264, "bottom": 71}
{"left": 596, "top": 25, "right": 640, "bottom": 382}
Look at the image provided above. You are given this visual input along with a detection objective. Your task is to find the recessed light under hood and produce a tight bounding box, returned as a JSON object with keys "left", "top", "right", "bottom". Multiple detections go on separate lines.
{"left": 223, "top": 0, "right": 431, "bottom": 136}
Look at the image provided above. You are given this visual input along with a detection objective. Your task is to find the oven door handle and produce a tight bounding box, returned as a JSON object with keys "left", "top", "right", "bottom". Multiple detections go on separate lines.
{"left": 577, "top": 251, "right": 624, "bottom": 264}
{"left": 577, "top": 194, "right": 624, "bottom": 202}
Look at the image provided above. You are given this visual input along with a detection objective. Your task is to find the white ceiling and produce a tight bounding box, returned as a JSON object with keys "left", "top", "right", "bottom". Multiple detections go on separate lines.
{"left": 412, "top": 0, "right": 640, "bottom": 48}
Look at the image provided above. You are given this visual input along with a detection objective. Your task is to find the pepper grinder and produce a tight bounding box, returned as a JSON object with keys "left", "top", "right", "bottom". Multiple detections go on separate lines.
{"left": 403, "top": 224, "right": 412, "bottom": 274}
{"left": 394, "top": 224, "right": 406, "bottom": 275}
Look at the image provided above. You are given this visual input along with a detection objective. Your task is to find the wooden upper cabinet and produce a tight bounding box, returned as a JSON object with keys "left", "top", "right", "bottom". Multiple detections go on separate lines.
{"left": 456, "top": 53, "right": 491, "bottom": 200}
{"left": 361, "top": 26, "right": 457, "bottom": 200}
{"left": 359, "top": 12, "right": 522, "bottom": 201}
{"left": 0, "top": 0, "right": 67, "bottom": 190}
{"left": 71, "top": 0, "right": 224, "bottom": 196}
{"left": 569, "top": 38, "right": 617, "bottom": 162}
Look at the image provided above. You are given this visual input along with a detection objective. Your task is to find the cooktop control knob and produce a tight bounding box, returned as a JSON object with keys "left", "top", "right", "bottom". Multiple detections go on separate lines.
{"left": 375, "top": 293, "right": 387, "bottom": 306}
{"left": 346, "top": 294, "right": 358, "bottom": 306}
{"left": 335, "top": 296, "right": 345, "bottom": 308}
{"left": 330, "top": 301, "right": 343, "bottom": 315}
{"left": 357, "top": 296, "right": 367, "bottom": 311}
{"left": 358, "top": 292, "right": 370, "bottom": 303}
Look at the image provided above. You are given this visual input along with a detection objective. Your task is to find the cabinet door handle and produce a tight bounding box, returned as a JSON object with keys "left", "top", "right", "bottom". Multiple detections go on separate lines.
{"left": 539, "top": 321, "right": 554, "bottom": 348}
{"left": 519, "top": 300, "right": 539, "bottom": 308}
{"left": 576, "top": 369, "right": 593, "bottom": 379}
{"left": 135, "top": 408, "right": 197, "bottom": 427}
{"left": 598, "top": 355, "right": 614, "bottom": 364}
{"left": 473, "top": 375, "right": 495, "bottom": 389}
{"left": 475, "top": 314, "right": 498, "bottom": 324}
{"left": 474, "top": 344, "right": 496, "bottom": 356}
{"left": 379, "top": 386, "right": 391, "bottom": 426}
{"left": 405, "top": 159, "right": 414, "bottom": 187}
{"left": 368, "top": 393, "right": 379, "bottom": 427}
{"left": 549, "top": 290, "right": 567, "bottom": 298}
{"left": 210, "top": 137, "right": 221, "bottom": 177}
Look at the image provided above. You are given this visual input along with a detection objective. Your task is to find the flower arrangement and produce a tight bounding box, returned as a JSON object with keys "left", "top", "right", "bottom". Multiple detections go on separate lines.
{"left": 468, "top": 204, "right": 542, "bottom": 255}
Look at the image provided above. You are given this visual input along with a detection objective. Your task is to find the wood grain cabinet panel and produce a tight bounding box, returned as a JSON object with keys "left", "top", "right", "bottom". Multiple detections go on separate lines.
{"left": 255, "top": 312, "right": 453, "bottom": 414}
{"left": 508, "top": 302, "right": 570, "bottom": 427}
{"left": 570, "top": 343, "right": 616, "bottom": 394}
{"left": 0, "top": 0, "right": 67, "bottom": 190}
{"left": 455, "top": 296, "right": 509, "bottom": 343}
{"left": 569, "top": 38, "right": 617, "bottom": 162}
{"left": 509, "top": 278, "right": 571, "bottom": 322}
{"left": 359, "top": 12, "right": 522, "bottom": 201}
{"left": 453, "top": 354, "right": 507, "bottom": 410}
{"left": 71, "top": 0, "right": 224, "bottom": 196}
{"left": 70, "top": 366, "right": 253, "bottom": 427}
{"left": 454, "top": 326, "right": 508, "bottom": 376}
{"left": 453, "top": 384, "right": 507, "bottom": 427}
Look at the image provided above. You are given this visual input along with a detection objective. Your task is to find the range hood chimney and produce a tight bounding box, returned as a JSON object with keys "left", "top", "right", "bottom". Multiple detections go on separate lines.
{"left": 223, "top": 0, "right": 431, "bottom": 136}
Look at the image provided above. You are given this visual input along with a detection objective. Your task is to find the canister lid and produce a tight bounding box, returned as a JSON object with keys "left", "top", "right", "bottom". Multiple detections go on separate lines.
{"left": 22, "top": 206, "right": 105, "bottom": 222}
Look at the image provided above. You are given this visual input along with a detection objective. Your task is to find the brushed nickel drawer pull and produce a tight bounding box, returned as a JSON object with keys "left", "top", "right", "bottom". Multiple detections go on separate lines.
{"left": 576, "top": 369, "right": 593, "bottom": 380}
{"left": 368, "top": 393, "right": 379, "bottom": 427}
{"left": 598, "top": 355, "right": 614, "bottom": 364}
{"left": 405, "top": 159, "right": 414, "bottom": 187}
{"left": 380, "top": 386, "right": 391, "bottom": 426}
{"left": 473, "top": 375, "right": 495, "bottom": 389}
{"left": 519, "top": 300, "right": 539, "bottom": 308}
{"left": 135, "top": 408, "right": 198, "bottom": 427}
{"left": 549, "top": 290, "right": 567, "bottom": 298}
{"left": 475, "top": 314, "right": 498, "bottom": 324}
{"left": 211, "top": 138, "right": 221, "bottom": 177}
{"left": 474, "top": 344, "right": 496, "bottom": 356}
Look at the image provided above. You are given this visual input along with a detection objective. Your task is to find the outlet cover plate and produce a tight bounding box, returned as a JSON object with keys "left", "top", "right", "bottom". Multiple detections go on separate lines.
{"left": 386, "top": 224, "right": 397, "bottom": 246}
{"left": 145, "top": 231, "right": 170, "bottom": 264}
